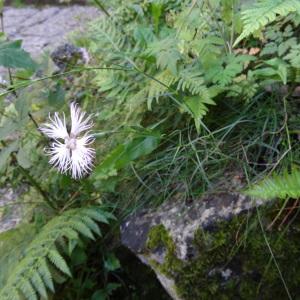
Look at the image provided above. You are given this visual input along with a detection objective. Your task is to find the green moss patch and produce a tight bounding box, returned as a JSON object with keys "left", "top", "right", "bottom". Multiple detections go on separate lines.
{"left": 145, "top": 207, "right": 300, "bottom": 299}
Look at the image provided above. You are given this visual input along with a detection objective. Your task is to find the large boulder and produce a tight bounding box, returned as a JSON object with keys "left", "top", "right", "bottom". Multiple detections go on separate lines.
{"left": 121, "top": 191, "right": 300, "bottom": 299}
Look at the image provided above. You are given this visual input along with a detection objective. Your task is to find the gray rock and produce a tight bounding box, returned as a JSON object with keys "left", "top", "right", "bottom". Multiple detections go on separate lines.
{"left": 0, "top": 187, "right": 25, "bottom": 233}
{"left": 51, "top": 43, "right": 89, "bottom": 71}
{"left": 3, "top": 5, "right": 100, "bottom": 56}
{"left": 121, "top": 192, "right": 267, "bottom": 300}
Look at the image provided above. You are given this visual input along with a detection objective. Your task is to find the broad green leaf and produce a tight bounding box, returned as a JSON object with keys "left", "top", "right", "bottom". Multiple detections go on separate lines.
{"left": 48, "top": 83, "right": 65, "bottom": 108}
{"left": 91, "top": 284, "right": 121, "bottom": 300}
{"left": 0, "top": 140, "right": 18, "bottom": 172}
{"left": 15, "top": 97, "right": 29, "bottom": 123}
{"left": 0, "top": 40, "right": 36, "bottom": 70}
{"left": 17, "top": 147, "right": 31, "bottom": 169}
{"left": 104, "top": 253, "right": 120, "bottom": 272}
{"left": 70, "top": 247, "right": 87, "bottom": 266}
{"left": 94, "top": 132, "right": 161, "bottom": 179}
{"left": 0, "top": 119, "right": 20, "bottom": 140}
{"left": 91, "top": 290, "right": 107, "bottom": 300}
{"left": 253, "top": 58, "right": 288, "bottom": 84}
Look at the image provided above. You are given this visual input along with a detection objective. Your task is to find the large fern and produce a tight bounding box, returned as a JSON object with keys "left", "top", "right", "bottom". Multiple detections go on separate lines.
{"left": 0, "top": 207, "right": 113, "bottom": 300}
{"left": 246, "top": 170, "right": 300, "bottom": 200}
{"left": 234, "top": 0, "right": 300, "bottom": 46}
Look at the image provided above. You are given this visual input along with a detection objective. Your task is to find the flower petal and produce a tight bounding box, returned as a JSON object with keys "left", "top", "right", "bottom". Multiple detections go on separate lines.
{"left": 46, "top": 141, "right": 71, "bottom": 173}
{"left": 70, "top": 102, "right": 93, "bottom": 137}
{"left": 40, "top": 112, "right": 69, "bottom": 140}
{"left": 70, "top": 135, "right": 95, "bottom": 179}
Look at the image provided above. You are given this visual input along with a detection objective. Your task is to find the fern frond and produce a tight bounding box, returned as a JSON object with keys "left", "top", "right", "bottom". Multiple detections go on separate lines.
{"left": 38, "top": 260, "right": 54, "bottom": 293}
{"left": 0, "top": 207, "right": 113, "bottom": 300}
{"left": 48, "top": 249, "right": 72, "bottom": 277}
{"left": 30, "top": 272, "right": 47, "bottom": 299}
{"left": 147, "top": 70, "right": 176, "bottom": 110}
{"left": 177, "top": 68, "right": 210, "bottom": 99}
{"left": 234, "top": 0, "right": 300, "bottom": 46}
{"left": 146, "top": 38, "right": 182, "bottom": 74}
{"left": 284, "top": 44, "right": 300, "bottom": 68}
{"left": 0, "top": 224, "right": 36, "bottom": 289}
{"left": 182, "top": 95, "right": 216, "bottom": 132}
{"left": 246, "top": 170, "right": 300, "bottom": 199}
{"left": 89, "top": 18, "right": 127, "bottom": 60}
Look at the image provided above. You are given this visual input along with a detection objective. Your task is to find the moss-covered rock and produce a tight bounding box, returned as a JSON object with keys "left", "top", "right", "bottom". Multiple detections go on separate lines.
{"left": 121, "top": 192, "right": 300, "bottom": 299}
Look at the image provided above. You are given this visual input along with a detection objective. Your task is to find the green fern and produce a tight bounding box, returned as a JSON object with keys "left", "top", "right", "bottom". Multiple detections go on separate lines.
{"left": 206, "top": 54, "right": 254, "bottom": 87}
{"left": 0, "top": 207, "right": 113, "bottom": 300}
{"left": 284, "top": 44, "right": 300, "bottom": 68}
{"left": 234, "top": 0, "right": 300, "bottom": 46}
{"left": 0, "top": 224, "right": 37, "bottom": 289}
{"left": 246, "top": 170, "right": 300, "bottom": 199}
{"left": 89, "top": 18, "right": 127, "bottom": 60}
{"left": 147, "top": 70, "right": 176, "bottom": 109}
{"left": 146, "top": 38, "right": 182, "bottom": 75}
{"left": 177, "top": 68, "right": 209, "bottom": 96}
{"left": 182, "top": 95, "right": 216, "bottom": 132}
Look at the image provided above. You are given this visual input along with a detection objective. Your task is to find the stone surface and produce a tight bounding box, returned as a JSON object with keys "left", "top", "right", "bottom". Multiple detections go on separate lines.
{"left": 2, "top": 5, "right": 100, "bottom": 56}
{"left": 51, "top": 43, "right": 89, "bottom": 71}
{"left": 0, "top": 188, "right": 24, "bottom": 233}
{"left": 121, "top": 192, "right": 268, "bottom": 300}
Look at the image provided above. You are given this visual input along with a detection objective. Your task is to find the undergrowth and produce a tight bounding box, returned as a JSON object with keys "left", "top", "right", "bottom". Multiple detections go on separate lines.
{"left": 0, "top": 0, "right": 300, "bottom": 299}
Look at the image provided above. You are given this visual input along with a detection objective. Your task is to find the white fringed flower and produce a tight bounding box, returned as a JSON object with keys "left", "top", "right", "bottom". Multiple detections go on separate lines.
{"left": 40, "top": 102, "right": 95, "bottom": 179}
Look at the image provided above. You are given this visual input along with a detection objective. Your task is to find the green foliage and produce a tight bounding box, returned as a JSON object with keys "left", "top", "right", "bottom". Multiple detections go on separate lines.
{"left": 1, "top": 0, "right": 300, "bottom": 298}
{"left": 0, "top": 207, "right": 113, "bottom": 300}
{"left": 0, "top": 224, "right": 37, "bottom": 289}
{"left": 93, "top": 130, "right": 161, "bottom": 180}
{"left": 284, "top": 44, "right": 300, "bottom": 68}
{"left": 246, "top": 170, "right": 300, "bottom": 200}
{"left": 146, "top": 37, "right": 182, "bottom": 75}
{"left": 0, "top": 40, "right": 36, "bottom": 70}
{"left": 235, "top": 0, "right": 300, "bottom": 46}
{"left": 0, "top": 141, "right": 18, "bottom": 172}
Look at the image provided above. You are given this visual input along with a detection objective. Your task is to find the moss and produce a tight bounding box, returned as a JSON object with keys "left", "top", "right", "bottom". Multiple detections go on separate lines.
{"left": 145, "top": 205, "right": 300, "bottom": 299}
{"left": 146, "top": 224, "right": 182, "bottom": 276}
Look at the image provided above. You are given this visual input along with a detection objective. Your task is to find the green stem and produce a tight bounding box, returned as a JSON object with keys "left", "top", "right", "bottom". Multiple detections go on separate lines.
{"left": 93, "top": 0, "right": 110, "bottom": 17}
{"left": 0, "top": 66, "right": 130, "bottom": 98}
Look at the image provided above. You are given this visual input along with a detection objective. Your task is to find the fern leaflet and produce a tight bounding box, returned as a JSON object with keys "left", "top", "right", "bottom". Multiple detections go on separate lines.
{"left": 234, "top": 0, "right": 300, "bottom": 46}
{"left": 0, "top": 207, "right": 114, "bottom": 300}
{"left": 246, "top": 170, "right": 300, "bottom": 199}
